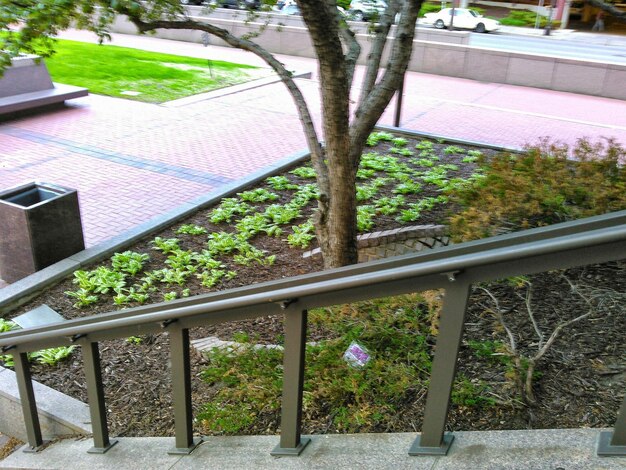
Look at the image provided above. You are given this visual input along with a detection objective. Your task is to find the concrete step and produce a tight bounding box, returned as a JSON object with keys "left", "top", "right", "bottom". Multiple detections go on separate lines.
{"left": 1, "top": 429, "right": 623, "bottom": 470}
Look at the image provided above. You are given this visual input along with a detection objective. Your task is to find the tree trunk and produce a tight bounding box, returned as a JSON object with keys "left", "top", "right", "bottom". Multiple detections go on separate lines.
{"left": 317, "top": 145, "right": 360, "bottom": 268}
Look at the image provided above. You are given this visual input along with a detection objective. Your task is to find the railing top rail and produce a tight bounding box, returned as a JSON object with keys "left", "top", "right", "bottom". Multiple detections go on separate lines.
{"left": 1, "top": 211, "right": 625, "bottom": 350}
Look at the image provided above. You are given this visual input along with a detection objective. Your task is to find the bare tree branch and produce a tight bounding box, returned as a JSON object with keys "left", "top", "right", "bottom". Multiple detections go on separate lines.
{"left": 124, "top": 15, "right": 327, "bottom": 188}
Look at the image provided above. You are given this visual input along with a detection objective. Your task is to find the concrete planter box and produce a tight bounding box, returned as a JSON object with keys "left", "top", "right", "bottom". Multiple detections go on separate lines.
{"left": 0, "top": 182, "right": 85, "bottom": 283}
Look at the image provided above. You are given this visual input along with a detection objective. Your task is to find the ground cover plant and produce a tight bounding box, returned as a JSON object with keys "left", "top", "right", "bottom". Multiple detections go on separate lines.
{"left": 1, "top": 133, "right": 624, "bottom": 439}
{"left": 45, "top": 39, "right": 269, "bottom": 103}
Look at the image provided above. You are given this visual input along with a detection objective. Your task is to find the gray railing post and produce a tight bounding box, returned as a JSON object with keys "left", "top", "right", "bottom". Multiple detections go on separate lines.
{"left": 168, "top": 325, "right": 201, "bottom": 455}
{"left": 12, "top": 351, "right": 45, "bottom": 452}
{"left": 271, "top": 307, "right": 311, "bottom": 456}
{"left": 82, "top": 341, "right": 118, "bottom": 453}
{"left": 409, "top": 278, "right": 471, "bottom": 456}
{"left": 598, "top": 394, "right": 626, "bottom": 456}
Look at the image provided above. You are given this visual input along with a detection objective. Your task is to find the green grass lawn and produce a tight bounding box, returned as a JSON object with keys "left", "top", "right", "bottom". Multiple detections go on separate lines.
{"left": 45, "top": 39, "right": 269, "bottom": 103}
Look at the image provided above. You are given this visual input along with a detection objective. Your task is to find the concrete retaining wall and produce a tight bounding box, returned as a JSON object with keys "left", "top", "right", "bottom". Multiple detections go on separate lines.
{"left": 408, "top": 41, "right": 626, "bottom": 100}
{"left": 0, "top": 366, "right": 91, "bottom": 441}
{"left": 111, "top": 13, "right": 626, "bottom": 100}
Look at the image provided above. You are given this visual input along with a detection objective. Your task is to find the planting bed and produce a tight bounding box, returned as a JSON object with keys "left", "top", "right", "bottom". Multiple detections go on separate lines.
{"left": 1, "top": 132, "right": 624, "bottom": 439}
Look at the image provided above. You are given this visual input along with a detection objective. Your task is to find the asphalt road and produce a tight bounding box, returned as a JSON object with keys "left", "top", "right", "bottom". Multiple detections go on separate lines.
{"left": 470, "top": 30, "right": 626, "bottom": 64}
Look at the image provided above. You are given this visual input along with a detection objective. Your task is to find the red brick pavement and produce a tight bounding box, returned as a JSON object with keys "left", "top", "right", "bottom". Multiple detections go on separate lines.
{"left": 2, "top": 32, "right": 626, "bottom": 256}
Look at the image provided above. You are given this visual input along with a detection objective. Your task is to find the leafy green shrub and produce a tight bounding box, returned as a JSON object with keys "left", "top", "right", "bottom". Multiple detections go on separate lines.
{"left": 499, "top": 10, "right": 559, "bottom": 28}
{"left": 198, "top": 295, "right": 446, "bottom": 435}
{"left": 447, "top": 138, "right": 626, "bottom": 241}
{"left": 419, "top": 2, "right": 444, "bottom": 16}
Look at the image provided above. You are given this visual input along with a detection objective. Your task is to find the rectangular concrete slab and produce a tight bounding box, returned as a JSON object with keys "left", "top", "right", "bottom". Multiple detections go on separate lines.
{"left": 506, "top": 56, "right": 556, "bottom": 89}
{"left": 600, "top": 65, "right": 626, "bottom": 100}
{"left": 1, "top": 437, "right": 183, "bottom": 469}
{"left": 552, "top": 61, "right": 607, "bottom": 96}
{"left": 465, "top": 49, "right": 510, "bottom": 83}
{"left": 434, "top": 428, "right": 624, "bottom": 470}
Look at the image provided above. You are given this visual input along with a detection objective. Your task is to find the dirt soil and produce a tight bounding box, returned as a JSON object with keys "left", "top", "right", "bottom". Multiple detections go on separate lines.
{"left": 3, "top": 136, "right": 625, "bottom": 439}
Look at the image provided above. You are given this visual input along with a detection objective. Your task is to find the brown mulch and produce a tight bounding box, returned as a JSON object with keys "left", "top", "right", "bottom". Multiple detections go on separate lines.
{"left": 3, "top": 136, "right": 625, "bottom": 439}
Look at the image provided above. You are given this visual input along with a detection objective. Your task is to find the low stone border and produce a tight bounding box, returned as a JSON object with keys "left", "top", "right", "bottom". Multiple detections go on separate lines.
{"left": 303, "top": 225, "right": 450, "bottom": 263}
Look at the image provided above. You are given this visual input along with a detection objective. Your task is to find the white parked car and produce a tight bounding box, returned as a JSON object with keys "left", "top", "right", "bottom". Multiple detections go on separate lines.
{"left": 422, "top": 8, "right": 500, "bottom": 33}
{"left": 349, "top": 0, "right": 387, "bottom": 21}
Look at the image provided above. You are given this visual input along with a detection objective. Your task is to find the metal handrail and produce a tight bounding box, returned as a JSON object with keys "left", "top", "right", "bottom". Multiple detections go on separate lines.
{"left": 1, "top": 210, "right": 625, "bottom": 457}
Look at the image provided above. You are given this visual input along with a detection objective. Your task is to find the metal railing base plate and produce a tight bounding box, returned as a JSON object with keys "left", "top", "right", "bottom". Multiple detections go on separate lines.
{"left": 167, "top": 437, "right": 202, "bottom": 455}
{"left": 87, "top": 439, "right": 119, "bottom": 454}
{"left": 22, "top": 440, "right": 50, "bottom": 454}
{"left": 270, "top": 437, "right": 311, "bottom": 456}
{"left": 597, "top": 431, "right": 626, "bottom": 457}
{"left": 408, "top": 433, "right": 454, "bottom": 456}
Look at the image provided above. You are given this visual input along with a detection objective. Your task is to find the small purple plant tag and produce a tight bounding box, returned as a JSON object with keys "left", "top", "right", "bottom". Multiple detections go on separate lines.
{"left": 343, "top": 341, "right": 371, "bottom": 368}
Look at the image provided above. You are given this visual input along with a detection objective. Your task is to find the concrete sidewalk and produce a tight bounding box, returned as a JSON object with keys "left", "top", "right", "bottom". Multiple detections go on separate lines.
{"left": 2, "top": 428, "right": 624, "bottom": 469}
{"left": 1, "top": 30, "right": 626, "bottom": 259}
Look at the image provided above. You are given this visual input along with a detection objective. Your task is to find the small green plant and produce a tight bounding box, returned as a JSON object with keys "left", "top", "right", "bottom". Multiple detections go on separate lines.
{"left": 443, "top": 145, "right": 466, "bottom": 155}
{"left": 374, "top": 195, "right": 405, "bottom": 216}
{"left": 0, "top": 319, "right": 18, "bottom": 333}
{"left": 236, "top": 213, "right": 282, "bottom": 238}
{"left": 65, "top": 288, "right": 99, "bottom": 308}
{"left": 356, "top": 183, "right": 380, "bottom": 202}
{"left": 238, "top": 188, "right": 279, "bottom": 203}
{"left": 111, "top": 251, "right": 150, "bottom": 276}
{"left": 207, "top": 232, "right": 245, "bottom": 255}
{"left": 397, "top": 196, "right": 446, "bottom": 223}
{"left": 197, "top": 269, "right": 237, "bottom": 288}
{"left": 126, "top": 336, "right": 143, "bottom": 344}
{"left": 165, "top": 249, "right": 197, "bottom": 271}
{"left": 163, "top": 291, "right": 178, "bottom": 301}
{"left": 287, "top": 221, "right": 316, "bottom": 249}
{"left": 451, "top": 375, "right": 495, "bottom": 407}
{"left": 194, "top": 251, "right": 226, "bottom": 270}
{"left": 390, "top": 147, "right": 414, "bottom": 156}
{"left": 32, "top": 346, "right": 76, "bottom": 366}
{"left": 264, "top": 204, "right": 301, "bottom": 225}
{"left": 415, "top": 140, "right": 434, "bottom": 151}
{"left": 391, "top": 137, "right": 408, "bottom": 148}
{"left": 151, "top": 237, "right": 181, "bottom": 254}
{"left": 462, "top": 149, "right": 483, "bottom": 163}
{"left": 151, "top": 268, "right": 191, "bottom": 286}
{"left": 113, "top": 287, "right": 150, "bottom": 305}
{"left": 176, "top": 224, "right": 208, "bottom": 236}
{"left": 290, "top": 166, "right": 317, "bottom": 179}
{"left": 290, "top": 184, "right": 319, "bottom": 207}
{"left": 357, "top": 205, "right": 377, "bottom": 232}
{"left": 265, "top": 175, "right": 298, "bottom": 190}
{"left": 357, "top": 168, "right": 376, "bottom": 179}
{"left": 393, "top": 180, "right": 422, "bottom": 195}
{"left": 209, "top": 198, "right": 251, "bottom": 224}
{"left": 411, "top": 158, "right": 435, "bottom": 168}
{"left": 366, "top": 131, "right": 394, "bottom": 146}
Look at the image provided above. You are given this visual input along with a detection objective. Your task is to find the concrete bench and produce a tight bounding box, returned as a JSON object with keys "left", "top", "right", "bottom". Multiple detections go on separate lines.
{"left": 0, "top": 55, "right": 87, "bottom": 116}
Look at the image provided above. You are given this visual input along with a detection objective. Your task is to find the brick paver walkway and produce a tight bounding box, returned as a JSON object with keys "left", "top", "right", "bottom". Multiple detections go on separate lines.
{"left": 2, "top": 30, "right": 626, "bottom": 254}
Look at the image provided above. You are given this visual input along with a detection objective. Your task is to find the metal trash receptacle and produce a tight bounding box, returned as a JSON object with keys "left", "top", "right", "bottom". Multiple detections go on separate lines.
{"left": 0, "top": 182, "right": 85, "bottom": 283}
